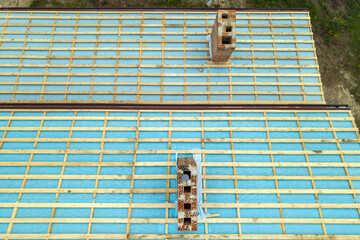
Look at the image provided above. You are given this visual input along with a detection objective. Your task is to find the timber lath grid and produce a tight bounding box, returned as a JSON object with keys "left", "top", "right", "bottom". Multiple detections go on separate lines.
{"left": 0, "top": 109, "right": 358, "bottom": 239}
{"left": 0, "top": 10, "right": 324, "bottom": 104}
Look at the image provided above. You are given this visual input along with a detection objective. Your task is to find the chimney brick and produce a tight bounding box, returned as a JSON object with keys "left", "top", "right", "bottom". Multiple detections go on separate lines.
{"left": 210, "top": 10, "right": 236, "bottom": 62}
{"left": 177, "top": 157, "right": 197, "bottom": 231}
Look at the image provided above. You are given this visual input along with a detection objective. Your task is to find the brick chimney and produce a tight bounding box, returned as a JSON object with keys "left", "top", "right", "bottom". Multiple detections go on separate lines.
{"left": 177, "top": 157, "right": 197, "bottom": 231}
{"left": 210, "top": 10, "right": 236, "bottom": 62}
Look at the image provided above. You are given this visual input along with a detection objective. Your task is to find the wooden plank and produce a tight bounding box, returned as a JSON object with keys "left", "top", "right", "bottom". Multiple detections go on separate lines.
{"left": 265, "top": 112, "right": 280, "bottom": 199}
{"left": 0, "top": 126, "right": 356, "bottom": 132}
{"left": 0, "top": 202, "right": 358, "bottom": 209}
{"left": 0, "top": 217, "right": 359, "bottom": 224}
{"left": 5, "top": 202, "right": 18, "bottom": 236}
{"left": 0, "top": 38, "right": 315, "bottom": 43}
{"left": 48, "top": 203, "right": 57, "bottom": 239}
{"left": 2, "top": 23, "right": 313, "bottom": 28}
{"left": 1, "top": 161, "right": 358, "bottom": 167}
{"left": 0, "top": 30, "right": 315, "bottom": 36}
{"left": 0, "top": 137, "right": 358, "bottom": 144}
{"left": 0, "top": 149, "right": 357, "bottom": 155}
{"left": 125, "top": 200, "right": 132, "bottom": 240}
{"left": 0, "top": 188, "right": 358, "bottom": 194}
{"left": 129, "top": 112, "right": 141, "bottom": 199}
{"left": 0, "top": 233, "right": 358, "bottom": 240}
{"left": 0, "top": 174, "right": 359, "bottom": 181}
{"left": 0, "top": 81, "right": 324, "bottom": 86}
{"left": 92, "top": 110, "right": 108, "bottom": 199}
{"left": 2, "top": 115, "right": 351, "bottom": 120}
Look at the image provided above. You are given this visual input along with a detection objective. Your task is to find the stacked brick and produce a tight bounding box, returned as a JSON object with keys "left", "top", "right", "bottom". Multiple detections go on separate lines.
{"left": 177, "top": 157, "right": 197, "bottom": 231}
{"left": 210, "top": 10, "right": 236, "bottom": 62}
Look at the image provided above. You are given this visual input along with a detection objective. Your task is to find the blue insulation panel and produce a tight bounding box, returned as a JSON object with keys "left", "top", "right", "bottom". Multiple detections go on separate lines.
{"left": 0, "top": 10, "right": 324, "bottom": 104}
{"left": 0, "top": 109, "right": 359, "bottom": 239}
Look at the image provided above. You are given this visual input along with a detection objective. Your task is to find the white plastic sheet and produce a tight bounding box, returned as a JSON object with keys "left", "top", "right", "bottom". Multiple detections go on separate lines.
{"left": 206, "top": 34, "right": 212, "bottom": 60}
{"left": 193, "top": 153, "right": 211, "bottom": 220}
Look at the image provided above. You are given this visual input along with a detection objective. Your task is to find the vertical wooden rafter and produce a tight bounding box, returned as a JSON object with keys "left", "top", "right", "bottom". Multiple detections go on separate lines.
{"left": 12, "top": 12, "right": 33, "bottom": 102}
{"left": 160, "top": 12, "right": 165, "bottom": 103}
{"left": 64, "top": 13, "right": 79, "bottom": 101}
{"left": 136, "top": 13, "right": 144, "bottom": 103}
{"left": 166, "top": 111, "right": 172, "bottom": 202}
{"left": 55, "top": 111, "right": 77, "bottom": 199}
{"left": 291, "top": 12, "right": 306, "bottom": 102}
{"left": 270, "top": 13, "right": 282, "bottom": 102}
{"left": 86, "top": 200, "right": 95, "bottom": 240}
{"left": 40, "top": 12, "right": 58, "bottom": 101}
{"left": 113, "top": 12, "right": 121, "bottom": 101}
{"left": 201, "top": 111, "right": 208, "bottom": 238}
{"left": 228, "top": 112, "right": 238, "bottom": 200}
{"left": 294, "top": 111, "right": 318, "bottom": 199}
{"left": 248, "top": 13, "right": 257, "bottom": 102}
{"left": 46, "top": 200, "right": 57, "bottom": 240}
{"left": 125, "top": 200, "right": 133, "bottom": 240}
{"left": 18, "top": 110, "right": 46, "bottom": 201}
{"left": 264, "top": 111, "right": 285, "bottom": 234}
{"left": 5, "top": 201, "right": 18, "bottom": 238}
{"left": 89, "top": 13, "right": 101, "bottom": 101}
{"left": 93, "top": 110, "right": 108, "bottom": 199}
{"left": 326, "top": 111, "right": 356, "bottom": 199}
{"left": 129, "top": 111, "right": 140, "bottom": 199}
{"left": 183, "top": 13, "right": 188, "bottom": 102}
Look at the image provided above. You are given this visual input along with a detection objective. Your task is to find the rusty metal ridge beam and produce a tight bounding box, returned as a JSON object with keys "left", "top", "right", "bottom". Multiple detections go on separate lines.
{"left": 0, "top": 8, "right": 309, "bottom": 12}
{"left": 0, "top": 103, "right": 349, "bottom": 111}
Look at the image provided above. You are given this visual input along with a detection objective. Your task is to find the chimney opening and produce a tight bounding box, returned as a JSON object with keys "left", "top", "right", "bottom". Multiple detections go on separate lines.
{"left": 222, "top": 13, "right": 228, "bottom": 19}
{"left": 184, "top": 218, "right": 191, "bottom": 225}
{"left": 184, "top": 203, "right": 191, "bottom": 210}
{"left": 226, "top": 26, "right": 232, "bottom": 32}
{"left": 222, "top": 36, "right": 232, "bottom": 44}
{"left": 184, "top": 186, "right": 191, "bottom": 193}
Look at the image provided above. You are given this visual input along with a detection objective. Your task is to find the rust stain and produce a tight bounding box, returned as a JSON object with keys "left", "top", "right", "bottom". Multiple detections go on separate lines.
{"left": 312, "top": 150, "right": 323, "bottom": 154}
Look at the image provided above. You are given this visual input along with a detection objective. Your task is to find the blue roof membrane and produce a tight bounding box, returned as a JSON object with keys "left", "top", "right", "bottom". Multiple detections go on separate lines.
{"left": 0, "top": 109, "right": 359, "bottom": 238}
{"left": 0, "top": 10, "right": 324, "bottom": 104}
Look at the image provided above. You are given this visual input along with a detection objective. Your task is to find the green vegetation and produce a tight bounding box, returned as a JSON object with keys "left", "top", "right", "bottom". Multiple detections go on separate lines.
{"left": 346, "top": 0, "right": 360, "bottom": 99}
{"left": 152, "top": 0, "right": 207, "bottom": 7}
{"left": 30, "top": 0, "right": 208, "bottom": 8}
{"left": 247, "top": 0, "right": 355, "bottom": 44}
{"left": 30, "top": 0, "right": 95, "bottom": 8}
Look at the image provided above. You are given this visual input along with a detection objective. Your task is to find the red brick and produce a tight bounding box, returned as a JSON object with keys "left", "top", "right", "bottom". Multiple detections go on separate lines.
{"left": 177, "top": 157, "right": 197, "bottom": 231}
{"left": 211, "top": 10, "right": 236, "bottom": 62}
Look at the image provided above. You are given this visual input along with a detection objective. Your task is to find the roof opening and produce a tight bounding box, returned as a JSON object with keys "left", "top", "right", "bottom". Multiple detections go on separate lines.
{"left": 222, "top": 36, "right": 232, "bottom": 44}
{"left": 184, "top": 218, "right": 191, "bottom": 225}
